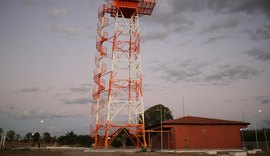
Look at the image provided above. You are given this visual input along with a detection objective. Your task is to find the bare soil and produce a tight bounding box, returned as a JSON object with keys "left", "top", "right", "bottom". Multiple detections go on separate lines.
{"left": 0, "top": 150, "right": 203, "bottom": 156}
{"left": 1, "top": 143, "right": 269, "bottom": 156}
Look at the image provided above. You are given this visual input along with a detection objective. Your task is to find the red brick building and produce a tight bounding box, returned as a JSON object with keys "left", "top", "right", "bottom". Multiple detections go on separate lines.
{"left": 147, "top": 116, "right": 249, "bottom": 149}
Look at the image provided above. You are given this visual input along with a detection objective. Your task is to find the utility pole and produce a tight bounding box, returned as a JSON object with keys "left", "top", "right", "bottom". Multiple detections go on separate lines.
{"left": 182, "top": 97, "right": 185, "bottom": 117}
{"left": 254, "top": 121, "right": 259, "bottom": 149}
{"left": 160, "top": 106, "right": 163, "bottom": 151}
{"left": 264, "top": 128, "right": 269, "bottom": 151}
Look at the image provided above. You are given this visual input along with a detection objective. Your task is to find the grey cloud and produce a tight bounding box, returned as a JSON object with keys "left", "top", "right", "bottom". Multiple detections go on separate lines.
{"left": 142, "top": 29, "right": 170, "bottom": 41}
{"left": 141, "top": 1, "right": 195, "bottom": 41}
{"left": 179, "top": 39, "right": 193, "bottom": 46}
{"left": 165, "top": 69, "right": 201, "bottom": 83}
{"left": 250, "top": 25, "right": 270, "bottom": 41}
{"left": 21, "top": 0, "right": 52, "bottom": 7}
{"left": 70, "top": 84, "right": 90, "bottom": 94}
{"left": 154, "top": 59, "right": 207, "bottom": 83}
{"left": 169, "top": 0, "right": 206, "bottom": 13}
{"left": 143, "top": 84, "right": 154, "bottom": 92}
{"left": 151, "top": 59, "right": 259, "bottom": 86}
{"left": 49, "top": 23, "right": 95, "bottom": 40}
{"left": 142, "top": 22, "right": 193, "bottom": 41}
{"left": 142, "top": 0, "right": 270, "bottom": 41}
{"left": 50, "top": 24, "right": 84, "bottom": 38}
{"left": 204, "top": 65, "right": 259, "bottom": 85}
{"left": 48, "top": 5, "right": 95, "bottom": 40}
{"left": 21, "top": 0, "right": 41, "bottom": 6}
{"left": 169, "top": 0, "right": 270, "bottom": 17}
{"left": 168, "top": 0, "right": 233, "bottom": 14}
{"left": 263, "top": 119, "right": 270, "bottom": 126}
{"left": 143, "top": 7, "right": 194, "bottom": 27}
{"left": 224, "top": 100, "right": 232, "bottom": 103}
{"left": 255, "top": 95, "right": 270, "bottom": 104}
{"left": 0, "top": 108, "right": 87, "bottom": 120}
{"left": 63, "top": 97, "right": 93, "bottom": 105}
{"left": 199, "top": 17, "right": 239, "bottom": 34}
{"left": 53, "top": 84, "right": 91, "bottom": 100}
{"left": 245, "top": 48, "right": 270, "bottom": 61}
{"left": 16, "top": 87, "right": 41, "bottom": 93}
{"left": 49, "top": 8, "right": 68, "bottom": 20}
{"left": 142, "top": 25, "right": 188, "bottom": 41}
{"left": 202, "top": 35, "right": 233, "bottom": 44}
{"left": 230, "top": 0, "right": 270, "bottom": 17}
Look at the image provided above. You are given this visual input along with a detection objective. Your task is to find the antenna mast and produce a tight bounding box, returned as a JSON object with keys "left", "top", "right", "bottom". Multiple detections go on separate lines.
{"left": 90, "top": 0, "right": 156, "bottom": 148}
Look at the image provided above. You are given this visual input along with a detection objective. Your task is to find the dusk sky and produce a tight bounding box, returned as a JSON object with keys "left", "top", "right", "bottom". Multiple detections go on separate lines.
{"left": 1, "top": 0, "right": 270, "bottom": 137}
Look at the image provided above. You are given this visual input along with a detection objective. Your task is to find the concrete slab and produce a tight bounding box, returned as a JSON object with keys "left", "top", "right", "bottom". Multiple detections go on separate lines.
{"left": 206, "top": 151, "right": 217, "bottom": 155}
{"left": 253, "top": 149, "right": 262, "bottom": 152}
{"left": 247, "top": 150, "right": 256, "bottom": 154}
{"left": 46, "top": 146, "right": 88, "bottom": 150}
{"left": 229, "top": 151, "right": 247, "bottom": 156}
{"left": 83, "top": 148, "right": 139, "bottom": 153}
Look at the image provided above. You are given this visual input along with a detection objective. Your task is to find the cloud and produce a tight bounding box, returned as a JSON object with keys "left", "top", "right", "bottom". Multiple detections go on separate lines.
{"left": 250, "top": 25, "right": 270, "bottom": 41}
{"left": 199, "top": 17, "right": 239, "bottom": 34}
{"left": 263, "top": 119, "right": 270, "bottom": 126}
{"left": 150, "top": 59, "right": 207, "bottom": 83}
{"left": 140, "top": 1, "right": 195, "bottom": 41}
{"left": 50, "top": 23, "right": 87, "bottom": 39}
{"left": 143, "top": 30, "right": 169, "bottom": 41}
{"left": 21, "top": 0, "right": 41, "bottom": 6}
{"left": 49, "top": 8, "right": 68, "bottom": 20}
{"left": 245, "top": 48, "right": 270, "bottom": 61}
{"left": 69, "top": 83, "right": 90, "bottom": 94}
{"left": 48, "top": 6, "right": 95, "bottom": 40}
{"left": 202, "top": 35, "right": 233, "bottom": 44}
{"left": 63, "top": 97, "right": 94, "bottom": 105}
{"left": 53, "top": 84, "right": 91, "bottom": 101}
{"left": 150, "top": 59, "right": 260, "bottom": 86}
{"left": 169, "top": 0, "right": 270, "bottom": 17}
{"left": 230, "top": 0, "right": 270, "bottom": 17}
{"left": 141, "top": 0, "right": 270, "bottom": 41}
{"left": 168, "top": 0, "right": 229, "bottom": 14}
{"left": 203, "top": 65, "right": 259, "bottom": 85}
{"left": 16, "top": 87, "right": 41, "bottom": 93}
{"left": 255, "top": 95, "right": 270, "bottom": 104}
{"left": 0, "top": 108, "right": 88, "bottom": 120}
{"left": 142, "top": 16, "right": 193, "bottom": 41}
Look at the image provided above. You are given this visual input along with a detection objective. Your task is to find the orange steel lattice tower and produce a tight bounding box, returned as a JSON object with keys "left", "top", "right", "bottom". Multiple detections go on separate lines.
{"left": 90, "top": 0, "right": 155, "bottom": 148}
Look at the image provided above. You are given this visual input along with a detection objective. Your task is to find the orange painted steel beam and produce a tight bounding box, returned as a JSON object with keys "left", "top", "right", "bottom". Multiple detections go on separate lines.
{"left": 90, "top": 0, "right": 155, "bottom": 148}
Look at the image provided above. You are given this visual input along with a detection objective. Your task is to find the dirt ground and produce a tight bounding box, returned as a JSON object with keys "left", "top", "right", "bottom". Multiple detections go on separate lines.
{"left": 0, "top": 149, "right": 269, "bottom": 156}
{"left": 0, "top": 150, "right": 209, "bottom": 156}
{"left": 1, "top": 143, "right": 269, "bottom": 156}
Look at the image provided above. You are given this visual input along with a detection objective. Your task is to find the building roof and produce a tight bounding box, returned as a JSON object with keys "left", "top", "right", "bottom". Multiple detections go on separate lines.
{"left": 162, "top": 116, "right": 249, "bottom": 126}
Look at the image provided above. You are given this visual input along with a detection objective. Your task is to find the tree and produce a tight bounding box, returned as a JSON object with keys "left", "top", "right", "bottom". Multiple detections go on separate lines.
{"left": 15, "top": 134, "right": 21, "bottom": 141}
{"left": 77, "top": 135, "right": 94, "bottom": 147}
{"left": 25, "top": 132, "right": 33, "bottom": 142}
{"left": 0, "top": 128, "right": 3, "bottom": 135}
{"left": 57, "top": 131, "right": 78, "bottom": 145}
{"left": 57, "top": 135, "right": 66, "bottom": 145}
{"left": 143, "top": 104, "right": 173, "bottom": 128}
{"left": 64, "top": 131, "right": 77, "bottom": 145}
{"left": 42, "top": 132, "right": 51, "bottom": 143}
{"left": 6, "top": 130, "right": 16, "bottom": 141}
{"left": 32, "top": 132, "right": 40, "bottom": 143}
